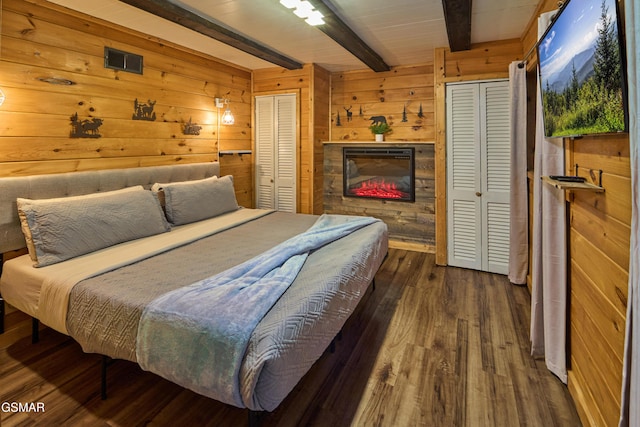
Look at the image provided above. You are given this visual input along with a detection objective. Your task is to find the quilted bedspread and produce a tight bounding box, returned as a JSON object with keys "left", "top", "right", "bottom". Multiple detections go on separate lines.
{"left": 65, "top": 211, "right": 388, "bottom": 411}
{"left": 136, "top": 214, "right": 380, "bottom": 407}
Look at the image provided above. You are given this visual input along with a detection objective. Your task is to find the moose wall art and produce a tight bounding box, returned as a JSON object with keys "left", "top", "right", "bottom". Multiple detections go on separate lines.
{"left": 70, "top": 113, "right": 103, "bottom": 138}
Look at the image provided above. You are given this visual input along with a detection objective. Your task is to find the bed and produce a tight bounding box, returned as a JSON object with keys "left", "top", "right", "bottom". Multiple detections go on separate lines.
{"left": 0, "top": 162, "right": 388, "bottom": 419}
{"left": 0, "top": 163, "right": 388, "bottom": 418}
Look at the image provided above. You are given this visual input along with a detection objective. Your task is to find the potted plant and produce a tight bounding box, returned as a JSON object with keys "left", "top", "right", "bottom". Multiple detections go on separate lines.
{"left": 369, "top": 122, "right": 391, "bottom": 141}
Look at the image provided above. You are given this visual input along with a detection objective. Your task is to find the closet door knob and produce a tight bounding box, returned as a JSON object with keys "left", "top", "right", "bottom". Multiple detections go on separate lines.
{"left": 476, "top": 192, "right": 482, "bottom": 197}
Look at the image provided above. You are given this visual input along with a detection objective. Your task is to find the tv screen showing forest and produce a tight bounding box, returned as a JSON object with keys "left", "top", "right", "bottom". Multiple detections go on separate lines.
{"left": 537, "top": 0, "right": 627, "bottom": 138}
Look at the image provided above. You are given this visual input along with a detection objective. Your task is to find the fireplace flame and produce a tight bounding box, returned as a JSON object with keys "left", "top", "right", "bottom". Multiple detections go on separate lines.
{"left": 352, "top": 179, "right": 407, "bottom": 199}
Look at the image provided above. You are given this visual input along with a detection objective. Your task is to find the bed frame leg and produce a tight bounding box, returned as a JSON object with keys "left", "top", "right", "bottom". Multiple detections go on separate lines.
{"left": 372, "top": 278, "right": 376, "bottom": 291}
{"left": 101, "top": 356, "right": 111, "bottom": 400}
{"left": 32, "top": 318, "right": 39, "bottom": 343}
{"left": 329, "top": 329, "right": 344, "bottom": 354}
{"left": 0, "top": 254, "right": 4, "bottom": 334}
{"left": 248, "top": 410, "right": 265, "bottom": 427}
{"left": 0, "top": 296, "right": 4, "bottom": 334}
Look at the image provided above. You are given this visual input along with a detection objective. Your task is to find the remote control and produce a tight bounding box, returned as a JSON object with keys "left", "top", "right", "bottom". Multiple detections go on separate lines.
{"left": 549, "top": 175, "right": 586, "bottom": 183}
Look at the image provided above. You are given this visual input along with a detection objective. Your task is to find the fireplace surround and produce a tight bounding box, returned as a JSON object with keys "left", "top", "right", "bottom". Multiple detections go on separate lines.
{"left": 324, "top": 141, "right": 435, "bottom": 252}
{"left": 343, "top": 147, "right": 415, "bottom": 202}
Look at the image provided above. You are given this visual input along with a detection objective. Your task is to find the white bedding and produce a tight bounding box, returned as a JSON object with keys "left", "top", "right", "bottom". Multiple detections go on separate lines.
{"left": 0, "top": 255, "right": 41, "bottom": 318}
{"left": 1, "top": 209, "right": 389, "bottom": 411}
{"left": 0, "top": 208, "right": 273, "bottom": 334}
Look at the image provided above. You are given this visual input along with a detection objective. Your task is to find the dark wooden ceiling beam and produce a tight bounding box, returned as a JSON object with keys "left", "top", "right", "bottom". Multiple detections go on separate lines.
{"left": 308, "top": 0, "right": 390, "bottom": 72}
{"left": 117, "top": 0, "right": 303, "bottom": 69}
{"left": 441, "top": 0, "right": 472, "bottom": 52}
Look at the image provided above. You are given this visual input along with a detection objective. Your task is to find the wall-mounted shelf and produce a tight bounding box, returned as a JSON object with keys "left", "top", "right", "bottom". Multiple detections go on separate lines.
{"left": 219, "top": 150, "right": 252, "bottom": 157}
{"left": 542, "top": 176, "right": 605, "bottom": 193}
{"left": 542, "top": 164, "right": 605, "bottom": 193}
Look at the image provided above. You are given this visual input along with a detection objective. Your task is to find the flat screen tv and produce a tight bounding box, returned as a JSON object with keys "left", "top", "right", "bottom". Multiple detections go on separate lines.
{"left": 537, "top": 0, "right": 628, "bottom": 138}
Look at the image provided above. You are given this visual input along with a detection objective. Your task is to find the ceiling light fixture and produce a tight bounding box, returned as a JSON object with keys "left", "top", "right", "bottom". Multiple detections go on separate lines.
{"left": 279, "top": 0, "right": 325, "bottom": 26}
{"left": 305, "top": 10, "right": 325, "bottom": 26}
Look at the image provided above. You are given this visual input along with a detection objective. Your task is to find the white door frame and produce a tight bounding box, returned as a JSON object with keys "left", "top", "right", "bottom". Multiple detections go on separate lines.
{"left": 446, "top": 79, "right": 510, "bottom": 274}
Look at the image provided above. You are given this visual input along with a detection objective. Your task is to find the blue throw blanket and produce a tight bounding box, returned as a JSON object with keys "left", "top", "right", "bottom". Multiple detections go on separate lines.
{"left": 136, "top": 214, "right": 380, "bottom": 407}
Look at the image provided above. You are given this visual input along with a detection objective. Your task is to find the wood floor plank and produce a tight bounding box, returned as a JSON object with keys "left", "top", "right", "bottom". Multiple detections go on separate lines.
{"left": 454, "top": 318, "right": 469, "bottom": 427}
{"left": 0, "top": 250, "right": 582, "bottom": 426}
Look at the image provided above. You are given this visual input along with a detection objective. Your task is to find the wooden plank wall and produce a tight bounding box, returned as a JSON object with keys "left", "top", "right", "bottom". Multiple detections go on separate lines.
{"left": 326, "top": 65, "right": 436, "bottom": 250}
{"left": 567, "top": 136, "right": 630, "bottom": 427}
{"left": 312, "top": 66, "right": 331, "bottom": 214}
{"left": 252, "top": 64, "right": 330, "bottom": 214}
{"left": 433, "top": 38, "right": 524, "bottom": 264}
{"left": 0, "top": 0, "right": 252, "bottom": 207}
{"left": 519, "top": 0, "right": 631, "bottom": 424}
{"left": 330, "top": 64, "right": 434, "bottom": 142}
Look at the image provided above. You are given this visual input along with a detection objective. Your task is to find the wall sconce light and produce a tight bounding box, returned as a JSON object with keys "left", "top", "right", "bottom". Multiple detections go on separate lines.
{"left": 215, "top": 97, "right": 234, "bottom": 125}
{"left": 280, "top": 0, "right": 325, "bottom": 26}
{"left": 0, "top": 88, "right": 5, "bottom": 107}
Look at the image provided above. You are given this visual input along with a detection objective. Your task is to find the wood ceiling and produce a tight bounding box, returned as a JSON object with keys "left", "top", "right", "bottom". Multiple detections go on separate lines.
{"left": 46, "top": 0, "right": 540, "bottom": 72}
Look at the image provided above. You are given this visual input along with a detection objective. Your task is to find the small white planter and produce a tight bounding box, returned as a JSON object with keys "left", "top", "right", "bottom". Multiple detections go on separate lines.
{"left": 375, "top": 133, "right": 384, "bottom": 142}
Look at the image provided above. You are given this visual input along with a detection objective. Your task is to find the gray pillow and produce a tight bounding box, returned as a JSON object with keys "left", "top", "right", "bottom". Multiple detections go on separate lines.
{"left": 17, "top": 186, "right": 170, "bottom": 267}
{"left": 152, "top": 175, "right": 239, "bottom": 225}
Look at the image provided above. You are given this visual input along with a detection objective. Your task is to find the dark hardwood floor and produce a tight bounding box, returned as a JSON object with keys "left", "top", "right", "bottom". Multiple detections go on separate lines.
{"left": 0, "top": 249, "right": 582, "bottom": 426}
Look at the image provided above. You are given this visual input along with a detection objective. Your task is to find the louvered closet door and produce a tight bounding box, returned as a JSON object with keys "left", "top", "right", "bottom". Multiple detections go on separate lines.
{"left": 274, "top": 95, "right": 297, "bottom": 212}
{"left": 254, "top": 94, "right": 297, "bottom": 212}
{"left": 447, "top": 83, "right": 482, "bottom": 270}
{"left": 480, "top": 82, "right": 511, "bottom": 274}
{"left": 446, "top": 80, "right": 510, "bottom": 275}
{"left": 255, "top": 96, "right": 276, "bottom": 209}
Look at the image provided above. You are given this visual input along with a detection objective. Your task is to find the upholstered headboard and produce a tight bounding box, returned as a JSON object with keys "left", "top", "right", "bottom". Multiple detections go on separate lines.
{"left": 0, "top": 162, "right": 220, "bottom": 254}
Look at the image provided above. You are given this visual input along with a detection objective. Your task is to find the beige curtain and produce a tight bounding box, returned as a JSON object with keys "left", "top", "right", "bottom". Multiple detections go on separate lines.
{"left": 508, "top": 62, "right": 528, "bottom": 285}
{"left": 530, "top": 9, "right": 567, "bottom": 384}
{"left": 619, "top": 0, "right": 639, "bottom": 424}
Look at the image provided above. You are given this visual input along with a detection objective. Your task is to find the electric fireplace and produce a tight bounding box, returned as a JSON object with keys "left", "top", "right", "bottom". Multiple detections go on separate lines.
{"left": 343, "top": 147, "right": 415, "bottom": 202}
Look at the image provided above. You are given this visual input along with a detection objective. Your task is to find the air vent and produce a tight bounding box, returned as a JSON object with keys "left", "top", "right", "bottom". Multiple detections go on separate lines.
{"left": 104, "top": 47, "right": 143, "bottom": 74}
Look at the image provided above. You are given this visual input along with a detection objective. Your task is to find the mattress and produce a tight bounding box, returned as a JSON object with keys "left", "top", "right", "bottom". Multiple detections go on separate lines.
{"left": 0, "top": 254, "right": 42, "bottom": 318}
{"left": 0, "top": 209, "right": 388, "bottom": 411}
